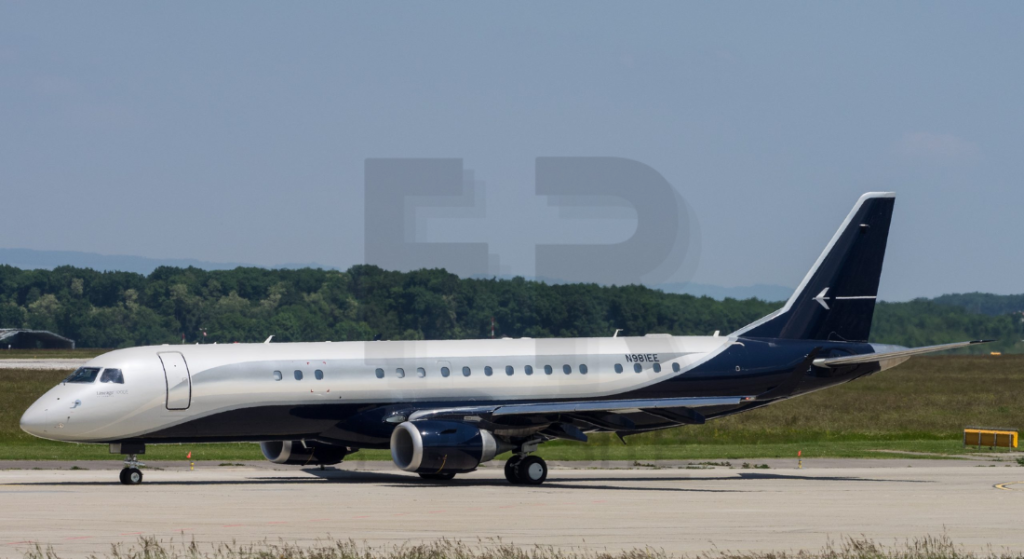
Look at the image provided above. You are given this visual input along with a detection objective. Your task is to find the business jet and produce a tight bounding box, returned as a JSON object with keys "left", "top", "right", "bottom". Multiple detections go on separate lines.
{"left": 20, "top": 192, "right": 987, "bottom": 485}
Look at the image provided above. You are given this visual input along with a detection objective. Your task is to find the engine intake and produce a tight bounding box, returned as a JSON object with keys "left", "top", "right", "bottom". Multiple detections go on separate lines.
{"left": 260, "top": 440, "right": 347, "bottom": 465}
{"left": 390, "top": 420, "right": 509, "bottom": 473}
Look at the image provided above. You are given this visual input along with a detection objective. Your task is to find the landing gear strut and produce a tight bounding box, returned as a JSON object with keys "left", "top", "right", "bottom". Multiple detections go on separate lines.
{"left": 119, "top": 454, "right": 144, "bottom": 485}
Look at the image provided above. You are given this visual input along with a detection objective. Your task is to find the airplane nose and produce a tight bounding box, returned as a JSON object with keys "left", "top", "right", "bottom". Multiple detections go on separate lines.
{"left": 20, "top": 401, "right": 52, "bottom": 438}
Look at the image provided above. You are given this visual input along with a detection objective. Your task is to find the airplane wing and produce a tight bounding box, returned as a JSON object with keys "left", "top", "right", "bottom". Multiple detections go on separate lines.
{"left": 405, "top": 396, "right": 749, "bottom": 421}
{"left": 812, "top": 340, "right": 994, "bottom": 368}
{"left": 390, "top": 396, "right": 754, "bottom": 441}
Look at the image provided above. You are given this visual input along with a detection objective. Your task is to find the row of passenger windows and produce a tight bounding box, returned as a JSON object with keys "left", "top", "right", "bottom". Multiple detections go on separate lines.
{"left": 272, "top": 369, "right": 324, "bottom": 381}
{"left": 372, "top": 361, "right": 681, "bottom": 379}
{"left": 273, "top": 362, "right": 683, "bottom": 381}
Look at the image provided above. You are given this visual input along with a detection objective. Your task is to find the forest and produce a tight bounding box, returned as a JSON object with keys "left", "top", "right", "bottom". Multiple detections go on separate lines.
{"left": 0, "top": 264, "right": 1020, "bottom": 353}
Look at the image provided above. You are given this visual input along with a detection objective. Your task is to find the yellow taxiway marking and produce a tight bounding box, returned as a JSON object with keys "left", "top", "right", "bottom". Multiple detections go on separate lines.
{"left": 994, "top": 481, "right": 1024, "bottom": 491}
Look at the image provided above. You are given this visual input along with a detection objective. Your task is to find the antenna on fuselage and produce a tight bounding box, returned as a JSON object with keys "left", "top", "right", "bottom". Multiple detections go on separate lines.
{"left": 264, "top": 335, "right": 274, "bottom": 344}
{"left": 613, "top": 329, "right": 623, "bottom": 338}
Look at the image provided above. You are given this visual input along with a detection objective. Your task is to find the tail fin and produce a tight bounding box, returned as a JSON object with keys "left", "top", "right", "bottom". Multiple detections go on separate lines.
{"left": 733, "top": 192, "right": 895, "bottom": 342}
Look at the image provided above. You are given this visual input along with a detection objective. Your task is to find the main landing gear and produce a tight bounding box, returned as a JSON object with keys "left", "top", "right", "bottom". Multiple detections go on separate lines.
{"left": 504, "top": 455, "right": 548, "bottom": 485}
{"left": 504, "top": 439, "right": 548, "bottom": 485}
{"left": 119, "top": 454, "right": 144, "bottom": 485}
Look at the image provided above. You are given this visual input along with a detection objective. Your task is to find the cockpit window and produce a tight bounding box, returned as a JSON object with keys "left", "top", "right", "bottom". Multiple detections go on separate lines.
{"left": 100, "top": 368, "right": 124, "bottom": 384}
{"left": 64, "top": 367, "right": 101, "bottom": 383}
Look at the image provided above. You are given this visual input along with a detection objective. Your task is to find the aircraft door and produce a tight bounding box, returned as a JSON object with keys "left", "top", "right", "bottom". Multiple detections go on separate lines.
{"left": 159, "top": 352, "right": 192, "bottom": 410}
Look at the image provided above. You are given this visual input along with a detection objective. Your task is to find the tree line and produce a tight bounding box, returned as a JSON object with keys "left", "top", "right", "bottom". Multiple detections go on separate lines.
{"left": 0, "top": 265, "right": 1019, "bottom": 353}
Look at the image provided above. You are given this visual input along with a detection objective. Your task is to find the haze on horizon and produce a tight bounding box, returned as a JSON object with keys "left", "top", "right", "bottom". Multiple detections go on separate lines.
{"left": 1, "top": 3, "right": 1021, "bottom": 301}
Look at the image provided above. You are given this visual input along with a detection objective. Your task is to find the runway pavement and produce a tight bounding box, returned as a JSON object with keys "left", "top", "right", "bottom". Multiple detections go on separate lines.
{"left": 0, "top": 359, "right": 85, "bottom": 370}
{"left": 1, "top": 460, "right": 1023, "bottom": 557}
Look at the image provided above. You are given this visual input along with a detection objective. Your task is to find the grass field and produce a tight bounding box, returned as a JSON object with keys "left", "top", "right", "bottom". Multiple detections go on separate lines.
{"left": 0, "top": 348, "right": 109, "bottom": 359}
{"left": 1, "top": 356, "right": 1021, "bottom": 462}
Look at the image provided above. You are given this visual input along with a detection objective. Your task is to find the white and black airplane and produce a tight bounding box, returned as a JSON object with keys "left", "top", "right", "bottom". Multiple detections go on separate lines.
{"left": 20, "top": 192, "right": 988, "bottom": 485}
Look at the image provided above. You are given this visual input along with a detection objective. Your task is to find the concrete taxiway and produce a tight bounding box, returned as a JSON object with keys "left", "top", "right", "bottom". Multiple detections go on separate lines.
{"left": 1, "top": 460, "right": 1023, "bottom": 557}
{"left": 0, "top": 359, "right": 85, "bottom": 370}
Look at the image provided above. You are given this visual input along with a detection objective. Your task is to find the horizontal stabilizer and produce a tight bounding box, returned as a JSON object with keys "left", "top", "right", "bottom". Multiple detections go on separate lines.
{"left": 812, "top": 340, "right": 994, "bottom": 368}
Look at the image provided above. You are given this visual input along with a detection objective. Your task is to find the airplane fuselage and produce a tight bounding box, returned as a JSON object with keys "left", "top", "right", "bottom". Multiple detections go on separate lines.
{"left": 24, "top": 192, "right": 966, "bottom": 486}
{"left": 20, "top": 335, "right": 891, "bottom": 448}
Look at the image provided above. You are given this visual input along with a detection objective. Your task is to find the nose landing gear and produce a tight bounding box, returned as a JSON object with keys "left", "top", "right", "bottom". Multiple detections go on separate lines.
{"left": 119, "top": 454, "right": 144, "bottom": 485}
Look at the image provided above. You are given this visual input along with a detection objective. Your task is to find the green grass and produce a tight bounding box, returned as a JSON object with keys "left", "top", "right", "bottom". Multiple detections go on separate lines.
{"left": 2, "top": 356, "right": 1021, "bottom": 462}
{"left": 527, "top": 440, "right": 1020, "bottom": 461}
{"left": 0, "top": 348, "right": 109, "bottom": 359}
{"left": 0, "top": 440, "right": 270, "bottom": 461}
{"left": 3, "top": 439, "right": 1018, "bottom": 462}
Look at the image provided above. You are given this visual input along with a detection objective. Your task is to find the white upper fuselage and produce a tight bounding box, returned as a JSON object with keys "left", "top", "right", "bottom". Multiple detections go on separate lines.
{"left": 20, "top": 335, "right": 734, "bottom": 444}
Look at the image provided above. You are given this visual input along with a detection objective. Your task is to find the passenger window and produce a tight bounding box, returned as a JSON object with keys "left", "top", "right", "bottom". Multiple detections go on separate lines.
{"left": 294, "top": 370, "right": 303, "bottom": 380}
{"left": 562, "top": 364, "right": 572, "bottom": 375}
{"left": 505, "top": 365, "right": 514, "bottom": 376}
{"left": 579, "top": 364, "right": 588, "bottom": 375}
{"left": 633, "top": 363, "right": 642, "bottom": 373}
{"left": 462, "top": 366, "right": 471, "bottom": 377}
{"left": 273, "top": 370, "right": 283, "bottom": 381}
{"left": 64, "top": 367, "right": 101, "bottom": 383}
{"left": 614, "top": 364, "right": 623, "bottom": 374}
{"left": 653, "top": 363, "right": 661, "bottom": 373}
{"left": 544, "top": 365, "right": 553, "bottom": 375}
{"left": 375, "top": 368, "right": 385, "bottom": 379}
{"left": 441, "top": 366, "right": 450, "bottom": 378}
{"left": 525, "top": 365, "right": 533, "bottom": 376}
{"left": 314, "top": 369, "right": 324, "bottom": 380}
{"left": 100, "top": 369, "right": 124, "bottom": 384}
{"left": 396, "top": 368, "right": 406, "bottom": 378}
{"left": 417, "top": 367, "right": 426, "bottom": 378}
{"left": 672, "top": 362, "right": 681, "bottom": 372}
{"left": 484, "top": 366, "right": 493, "bottom": 376}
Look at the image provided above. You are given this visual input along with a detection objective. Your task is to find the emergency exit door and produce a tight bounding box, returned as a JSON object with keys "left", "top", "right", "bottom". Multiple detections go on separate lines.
{"left": 159, "top": 352, "right": 191, "bottom": 410}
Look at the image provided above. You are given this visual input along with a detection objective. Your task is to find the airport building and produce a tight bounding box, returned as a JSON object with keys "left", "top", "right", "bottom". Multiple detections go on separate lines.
{"left": 0, "top": 328, "right": 76, "bottom": 350}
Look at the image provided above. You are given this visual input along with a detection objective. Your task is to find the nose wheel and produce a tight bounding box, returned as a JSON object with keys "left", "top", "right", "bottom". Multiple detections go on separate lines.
{"left": 119, "top": 454, "right": 145, "bottom": 485}
{"left": 504, "top": 455, "right": 547, "bottom": 485}
{"left": 119, "top": 467, "right": 143, "bottom": 485}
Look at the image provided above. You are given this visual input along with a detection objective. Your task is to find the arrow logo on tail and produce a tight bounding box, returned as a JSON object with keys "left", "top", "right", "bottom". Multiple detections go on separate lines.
{"left": 813, "top": 288, "right": 830, "bottom": 310}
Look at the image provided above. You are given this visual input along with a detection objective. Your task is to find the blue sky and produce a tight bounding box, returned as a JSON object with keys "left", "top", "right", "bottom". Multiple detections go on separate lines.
{"left": 1, "top": 3, "right": 1021, "bottom": 300}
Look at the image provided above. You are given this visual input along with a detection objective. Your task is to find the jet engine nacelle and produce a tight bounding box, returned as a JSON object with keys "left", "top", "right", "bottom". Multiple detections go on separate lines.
{"left": 390, "top": 420, "right": 510, "bottom": 473}
{"left": 260, "top": 440, "right": 347, "bottom": 466}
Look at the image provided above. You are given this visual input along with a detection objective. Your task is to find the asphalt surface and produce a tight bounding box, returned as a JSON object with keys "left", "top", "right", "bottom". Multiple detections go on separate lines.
{"left": 1, "top": 459, "right": 1023, "bottom": 557}
{"left": 0, "top": 359, "right": 85, "bottom": 370}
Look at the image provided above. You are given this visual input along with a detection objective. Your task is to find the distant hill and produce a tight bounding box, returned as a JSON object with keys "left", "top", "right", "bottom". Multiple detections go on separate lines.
{"left": 931, "top": 293, "right": 1024, "bottom": 317}
{"left": 2, "top": 248, "right": 1020, "bottom": 317}
{"left": 0, "top": 263, "right": 1020, "bottom": 353}
{"left": 0, "top": 248, "right": 329, "bottom": 276}
{"left": 2, "top": 248, "right": 796, "bottom": 302}
{"left": 655, "top": 282, "right": 792, "bottom": 303}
